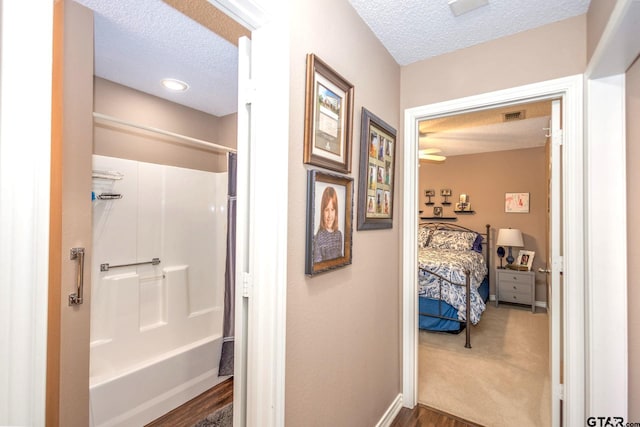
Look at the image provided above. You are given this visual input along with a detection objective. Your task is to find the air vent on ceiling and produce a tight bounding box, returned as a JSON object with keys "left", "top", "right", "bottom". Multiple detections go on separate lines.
{"left": 503, "top": 110, "right": 526, "bottom": 122}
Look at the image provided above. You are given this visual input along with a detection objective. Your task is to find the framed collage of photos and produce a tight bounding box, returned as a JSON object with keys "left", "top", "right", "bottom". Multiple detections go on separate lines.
{"left": 356, "top": 108, "right": 397, "bottom": 230}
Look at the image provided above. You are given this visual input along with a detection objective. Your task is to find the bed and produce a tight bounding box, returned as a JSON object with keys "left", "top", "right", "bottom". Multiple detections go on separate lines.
{"left": 418, "top": 223, "right": 491, "bottom": 348}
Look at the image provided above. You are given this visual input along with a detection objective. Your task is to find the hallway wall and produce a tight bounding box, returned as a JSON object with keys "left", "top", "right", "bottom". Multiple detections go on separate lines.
{"left": 286, "top": 1, "right": 401, "bottom": 425}
{"left": 400, "top": 14, "right": 586, "bottom": 111}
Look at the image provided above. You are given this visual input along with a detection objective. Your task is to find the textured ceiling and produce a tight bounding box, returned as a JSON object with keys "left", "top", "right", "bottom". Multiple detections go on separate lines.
{"left": 76, "top": 0, "right": 584, "bottom": 155}
{"left": 419, "top": 100, "right": 552, "bottom": 157}
{"left": 75, "top": 0, "right": 247, "bottom": 117}
{"left": 349, "top": 0, "right": 591, "bottom": 65}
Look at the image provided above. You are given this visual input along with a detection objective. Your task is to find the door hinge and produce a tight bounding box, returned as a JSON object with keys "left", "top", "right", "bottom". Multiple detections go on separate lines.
{"left": 553, "top": 256, "right": 564, "bottom": 273}
{"left": 243, "top": 80, "right": 257, "bottom": 105}
{"left": 555, "top": 383, "right": 564, "bottom": 400}
{"left": 553, "top": 129, "right": 564, "bottom": 146}
{"left": 242, "top": 272, "right": 252, "bottom": 298}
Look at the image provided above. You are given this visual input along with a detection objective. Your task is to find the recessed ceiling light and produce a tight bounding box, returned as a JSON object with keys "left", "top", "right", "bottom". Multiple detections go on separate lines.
{"left": 161, "top": 78, "right": 189, "bottom": 92}
{"left": 448, "top": 0, "right": 489, "bottom": 17}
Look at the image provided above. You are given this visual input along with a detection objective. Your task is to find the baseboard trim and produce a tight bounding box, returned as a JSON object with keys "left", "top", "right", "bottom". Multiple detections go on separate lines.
{"left": 490, "top": 295, "right": 548, "bottom": 310}
{"left": 375, "top": 393, "right": 403, "bottom": 427}
{"left": 535, "top": 300, "right": 548, "bottom": 309}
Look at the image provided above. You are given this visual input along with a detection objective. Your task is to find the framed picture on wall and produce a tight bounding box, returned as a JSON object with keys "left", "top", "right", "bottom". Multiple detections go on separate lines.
{"left": 303, "top": 54, "right": 354, "bottom": 174}
{"left": 356, "top": 107, "right": 397, "bottom": 230}
{"left": 305, "top": 169, "right": 353, "bottom": 276}
{"left": 505, "top": 192, "right": 530, "bottom": 213}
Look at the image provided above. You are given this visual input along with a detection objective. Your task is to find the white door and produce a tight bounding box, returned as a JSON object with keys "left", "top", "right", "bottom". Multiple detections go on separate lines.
{"left": 548, "top": 98, "right": 562, "bottom": 427}
{"left": 233, "top": 35, "right": 251, "bottom": 427}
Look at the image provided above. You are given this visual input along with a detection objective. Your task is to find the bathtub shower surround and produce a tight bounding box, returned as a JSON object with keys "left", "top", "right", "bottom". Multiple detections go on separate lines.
{"left": 90, "top": 155, "right": 229, "bottom": 427}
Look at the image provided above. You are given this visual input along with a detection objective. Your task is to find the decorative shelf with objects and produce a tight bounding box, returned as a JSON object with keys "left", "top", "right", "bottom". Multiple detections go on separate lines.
{"left": 440, "top": 188, "right": 452, "bottom": 204}
{"left": 454, "top": 193, "right": 472, "bottom": 213}
{"left": 420, "top": 216, "right": 457, "bottom": 221}
{"left": 424, "top": 189, "right": 435, "bottom": 205}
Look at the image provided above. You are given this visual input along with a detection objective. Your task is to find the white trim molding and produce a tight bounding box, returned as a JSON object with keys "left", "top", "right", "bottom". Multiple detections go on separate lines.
{"left": 585, "top": 74, "right": 628, "bottom": 420}
{"left": 375, "top": 394, "right": 404, "bottom": 427}
{"left": 402, "top": 75, "right": 584, "bottom": 426}
{"left": 582, "top": 0, "right": 640, "bottom": 419}
{"left": 239, "top": 1, "right": 290, "bottom": 426}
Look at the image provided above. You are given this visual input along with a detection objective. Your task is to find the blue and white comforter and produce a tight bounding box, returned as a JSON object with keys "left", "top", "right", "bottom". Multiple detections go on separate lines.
{"left": 418, "top": 248, "right": 487, "bottom": 324}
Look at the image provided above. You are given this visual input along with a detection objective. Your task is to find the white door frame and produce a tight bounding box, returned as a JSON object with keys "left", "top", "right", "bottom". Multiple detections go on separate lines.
{"left": 402, "top": 75, "right": 584, "bottom": 426}
{"left": 210, "top": 1, "right": 290, "bottom": 426}
{"left": 582, "top": 0, "right": 640, "bottom": 418}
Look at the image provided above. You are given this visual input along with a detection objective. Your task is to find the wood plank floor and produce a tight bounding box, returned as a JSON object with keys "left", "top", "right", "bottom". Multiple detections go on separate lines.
{"left": 391, "top": 404, "right": 483, "bottom": 427}
{"left": 145, "top": 377, "right": 233, "bottom": 426}
{"left": 145, "top": 379, "right": 477, "bottom": 427}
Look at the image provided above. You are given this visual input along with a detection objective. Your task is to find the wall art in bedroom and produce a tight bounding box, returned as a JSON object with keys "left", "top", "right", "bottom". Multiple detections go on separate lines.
{"left": 305, "top": 169, "right": 353, "bottom": 276}
{"left": 505, "top": 192, "right": 530, "bottom": 213}
{"left": 356, "top": 107, "right": 397, "bottom": 230}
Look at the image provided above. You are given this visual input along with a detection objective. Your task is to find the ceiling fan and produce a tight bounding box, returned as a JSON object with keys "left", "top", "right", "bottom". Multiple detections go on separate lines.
{"left": 419, "top": 148, "right": 446, "bottom": 162}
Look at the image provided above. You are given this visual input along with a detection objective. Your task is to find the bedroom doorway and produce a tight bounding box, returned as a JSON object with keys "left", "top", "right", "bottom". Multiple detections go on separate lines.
{"left": 402, "top": 75, "right": 584, "bottom": 427}
{"left": 412, "top": 97, "right": 560, "bottom": 426}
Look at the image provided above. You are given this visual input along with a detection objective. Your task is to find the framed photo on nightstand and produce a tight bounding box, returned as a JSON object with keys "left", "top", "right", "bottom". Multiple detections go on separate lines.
{"left": 516, "top": 250, "right": 535, "bottom": 271}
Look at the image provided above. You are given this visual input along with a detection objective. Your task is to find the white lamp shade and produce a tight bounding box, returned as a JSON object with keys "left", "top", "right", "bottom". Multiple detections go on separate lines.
{"left": 496, "top": 228, "right": 524, "bottom": 247}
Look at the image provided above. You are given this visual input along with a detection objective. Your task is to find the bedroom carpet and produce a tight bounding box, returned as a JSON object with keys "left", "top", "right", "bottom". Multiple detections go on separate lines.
{"left": 418, "top": 304, "right": 550, "bottom": 427}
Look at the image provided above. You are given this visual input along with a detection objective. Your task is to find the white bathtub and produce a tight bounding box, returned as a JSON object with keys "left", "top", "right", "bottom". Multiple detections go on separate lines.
{"left": 90, "top": 156, "right": 229, "bottom": 427}
{"left": 90, "top": 335, "right": 228, "bottom": 427}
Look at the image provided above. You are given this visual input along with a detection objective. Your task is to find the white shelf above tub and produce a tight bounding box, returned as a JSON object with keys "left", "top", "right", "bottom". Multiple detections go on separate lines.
{"left": 92, "top": 170, "right": 124, "bottom": 180}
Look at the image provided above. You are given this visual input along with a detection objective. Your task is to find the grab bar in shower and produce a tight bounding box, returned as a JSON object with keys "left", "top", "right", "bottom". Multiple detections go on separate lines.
{"left": 100, "top": 258, "right": 161, "bottom": 272}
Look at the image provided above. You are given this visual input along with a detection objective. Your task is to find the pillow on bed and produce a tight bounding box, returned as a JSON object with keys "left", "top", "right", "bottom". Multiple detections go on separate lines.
{"left": 472, "top": 234, "right": 484, "bottom": 253}
{"left": 418, "top": 227, "right": 431, "bottom": 248}
{"left": 428, "top": 230, "right": 479, "bottom": 251}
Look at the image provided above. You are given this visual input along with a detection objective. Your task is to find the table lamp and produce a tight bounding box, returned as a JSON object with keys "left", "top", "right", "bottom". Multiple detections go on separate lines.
{"left": 496, "top": 228, "right": 524, "bottom": 266}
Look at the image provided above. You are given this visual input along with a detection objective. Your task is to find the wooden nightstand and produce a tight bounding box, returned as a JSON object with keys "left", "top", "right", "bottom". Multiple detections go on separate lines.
{"left": 496, "top": 268, "right": 535, "bottom": 312}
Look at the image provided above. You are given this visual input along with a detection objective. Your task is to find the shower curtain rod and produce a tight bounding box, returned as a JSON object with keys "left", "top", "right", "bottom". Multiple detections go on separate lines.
{"left": 93, "top": 112, "right": 237, "bottom": 154}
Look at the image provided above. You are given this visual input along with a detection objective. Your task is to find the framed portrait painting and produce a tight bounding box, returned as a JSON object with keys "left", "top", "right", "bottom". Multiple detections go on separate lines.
{"left": 357, "top": 108, "right": 397, "bottom": 230}
{"left": 303, "top": 54, "right": 354, "bottom": 174}
{"left": 305, "top": 169, "right": 353, "bottom": 276}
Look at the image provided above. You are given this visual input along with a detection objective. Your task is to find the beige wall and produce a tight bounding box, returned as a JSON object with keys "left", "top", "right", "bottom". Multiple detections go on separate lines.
{"left": 586, "top": 0, "right": 617, "bottom": 61}
{"left": 93, "top": 77, "right": 235, "bottom": 172}
{"left": 286, "top": 1, "right": 401, "bottom": 425}
{"left": 419, "top": 147, "right": 548, "bottom": 302}
{"left": 400, "top": 15, "right": 586, "bottom": 111}
{"left": 626, "top": 54, "right": 640, "bottom": 421}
